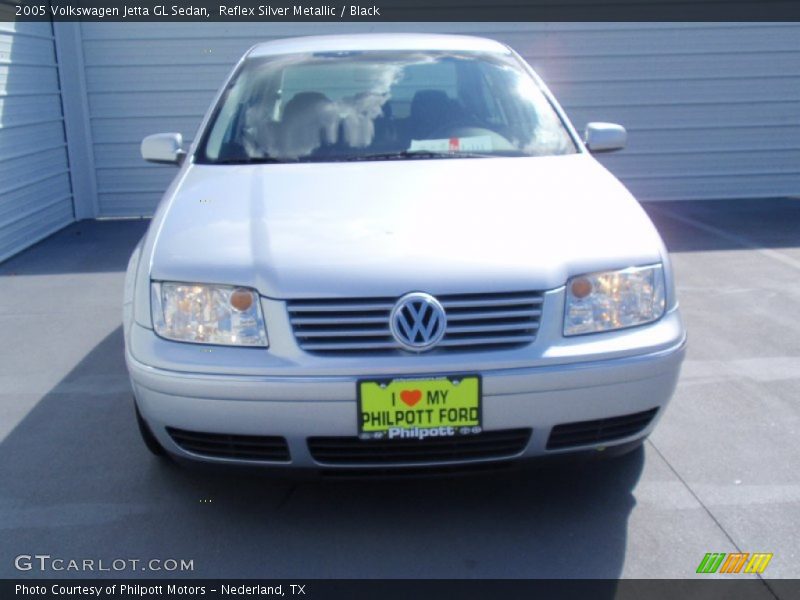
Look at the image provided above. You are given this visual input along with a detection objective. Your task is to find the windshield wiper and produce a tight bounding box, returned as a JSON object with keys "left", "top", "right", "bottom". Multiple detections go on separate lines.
{"left": 211, "top": 151, "right": 498, "bottom": 164}
{"left": 211, "top": 156, "right": 293, "bottom": 165}
{"left": 340, "top": 150, "right": 495, "bottom": 161}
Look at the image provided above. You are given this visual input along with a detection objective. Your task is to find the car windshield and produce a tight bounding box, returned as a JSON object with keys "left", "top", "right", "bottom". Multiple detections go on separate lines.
{"left": 196, "top": 49, "right": 578, "bottom": 163}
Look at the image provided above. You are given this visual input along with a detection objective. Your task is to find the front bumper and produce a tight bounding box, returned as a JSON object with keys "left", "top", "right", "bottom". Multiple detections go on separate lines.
{"left": 127, "top": 314, "right": 686, "bottom": 470}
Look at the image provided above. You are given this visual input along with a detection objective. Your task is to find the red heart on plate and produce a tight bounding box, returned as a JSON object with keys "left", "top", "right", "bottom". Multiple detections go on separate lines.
{"left": 400, "top": 389, "right": 422, "bottom": 407}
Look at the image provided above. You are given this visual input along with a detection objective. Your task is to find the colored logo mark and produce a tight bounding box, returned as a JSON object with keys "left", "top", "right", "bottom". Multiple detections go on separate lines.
{"left": 696, "top": 552, "right": 773, "bottom": 574}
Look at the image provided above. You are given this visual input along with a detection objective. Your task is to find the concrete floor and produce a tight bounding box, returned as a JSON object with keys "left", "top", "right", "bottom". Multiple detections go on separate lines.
{"left": 0, "top": 199, "right": 798, "bottom": 590}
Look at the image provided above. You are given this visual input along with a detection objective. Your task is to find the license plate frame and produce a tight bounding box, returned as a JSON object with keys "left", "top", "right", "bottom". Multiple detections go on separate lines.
{"left": 357, "top": 374, "right": 483, "bottom": 441}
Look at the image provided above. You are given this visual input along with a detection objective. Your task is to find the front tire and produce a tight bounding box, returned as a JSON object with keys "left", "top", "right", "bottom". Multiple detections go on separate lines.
{"left": 134, "top": 401, "right": 168, "bottom": 458}
{"left": 599, "top": 437, "right": 646, "bottom": 460}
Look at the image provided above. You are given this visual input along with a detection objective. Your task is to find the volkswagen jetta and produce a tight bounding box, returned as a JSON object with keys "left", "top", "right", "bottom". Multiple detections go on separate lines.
{"left": 124, "top": 34, "right": 686, "bottom": 472}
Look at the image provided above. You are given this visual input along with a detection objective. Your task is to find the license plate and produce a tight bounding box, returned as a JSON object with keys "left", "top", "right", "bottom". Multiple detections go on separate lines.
{"left": 358, "top": 375, "right": 482, "bottom": 440}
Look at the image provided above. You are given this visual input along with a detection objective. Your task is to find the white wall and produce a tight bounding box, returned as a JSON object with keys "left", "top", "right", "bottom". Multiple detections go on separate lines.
{"left": 0, "top": 21, "right": 74, "bottom": 262}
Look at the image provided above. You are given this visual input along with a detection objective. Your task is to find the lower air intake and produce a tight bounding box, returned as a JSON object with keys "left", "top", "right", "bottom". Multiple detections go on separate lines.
{"left": 167, "top": 428, "right": 290, "bottom": 462}
{"left": 308, "top": 428, "right": 532, "bottom": 465}
{"left": 546, "top": 408, "right": 658, "bottom": 450}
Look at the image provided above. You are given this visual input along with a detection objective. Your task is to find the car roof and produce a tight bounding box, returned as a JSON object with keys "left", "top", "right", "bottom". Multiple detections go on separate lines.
{"left": 246, "top": 33, "right": 511, "bottom": 58}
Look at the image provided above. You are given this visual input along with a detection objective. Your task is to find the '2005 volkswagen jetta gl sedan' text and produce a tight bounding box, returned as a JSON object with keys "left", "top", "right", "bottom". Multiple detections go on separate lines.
{"left": 124, "top": 34, "right": 686, "bottom": 472}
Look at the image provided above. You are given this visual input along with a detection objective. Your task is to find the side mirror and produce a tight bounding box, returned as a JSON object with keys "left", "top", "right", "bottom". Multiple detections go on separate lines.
{"left": 141, "top": 133, "right": 186, "bottom": 165}
{"left": 584, "top": 122, "right": 627, "bottom": 153}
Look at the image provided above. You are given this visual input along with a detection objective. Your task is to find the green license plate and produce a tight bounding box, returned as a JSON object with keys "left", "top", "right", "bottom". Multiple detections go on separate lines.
{"left": 358, "top": 375, "right": 482, "bottom": 440}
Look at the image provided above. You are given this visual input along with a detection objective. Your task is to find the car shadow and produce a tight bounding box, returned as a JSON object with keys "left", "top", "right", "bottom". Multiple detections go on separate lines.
{"left": 0, "top": 325, "right": 642, "bottom": 583}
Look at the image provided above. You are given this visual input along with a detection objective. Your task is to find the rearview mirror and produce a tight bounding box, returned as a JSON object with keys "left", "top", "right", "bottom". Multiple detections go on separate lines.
{"left": 141, "top": 133, "right": 186, "bottom": 165}
{"left": 584, "top": 123, "right": 627, "bottom": 153}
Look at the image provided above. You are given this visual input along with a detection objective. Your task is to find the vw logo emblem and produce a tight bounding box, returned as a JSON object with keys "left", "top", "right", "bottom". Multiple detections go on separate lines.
{"left": 390, "top": 292, "right": 447, "bottom": 352}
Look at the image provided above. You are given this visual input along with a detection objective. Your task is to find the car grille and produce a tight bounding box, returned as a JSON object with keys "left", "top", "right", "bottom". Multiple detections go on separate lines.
{"left": 307, "top": 429, "right": 532, "bottom": 465}
{"left": 546, "top": 408, "right": 659, "bottom": 450}
{"left": 287, "top": 291, "right": 544, "bottom": 354}
{"left": 167, "top": 428, "right": 291, "bottom": 462}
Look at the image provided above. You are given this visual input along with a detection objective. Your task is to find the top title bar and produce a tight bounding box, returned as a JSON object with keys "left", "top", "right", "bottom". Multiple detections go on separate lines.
{"left": 4, "top": 0, "right": 800, "bottom": 22}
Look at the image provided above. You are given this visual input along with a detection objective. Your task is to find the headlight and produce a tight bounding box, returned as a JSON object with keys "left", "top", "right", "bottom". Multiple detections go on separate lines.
{"left": 151, "top": 282, "right": 268, "bottom": 346}
{"left": 564, "top": 265, "right": 666, "bottom": 336}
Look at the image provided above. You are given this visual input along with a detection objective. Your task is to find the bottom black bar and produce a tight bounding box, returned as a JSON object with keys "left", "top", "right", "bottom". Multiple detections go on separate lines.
{"left": 3, "top": 579, "right": 798, "bottom": 600}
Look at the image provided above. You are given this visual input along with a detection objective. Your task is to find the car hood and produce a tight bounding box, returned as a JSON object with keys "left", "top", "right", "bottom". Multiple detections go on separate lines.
{"left": 149, "top": 154, "right": 664, "bottom": 298}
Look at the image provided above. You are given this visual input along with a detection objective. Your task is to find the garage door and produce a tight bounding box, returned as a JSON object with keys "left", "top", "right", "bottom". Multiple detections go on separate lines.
{"left": 0, "top": 19, "right": 74, "bottom": 262}
{"left": 76, "top": 22, "right": 800, "bottom": 217}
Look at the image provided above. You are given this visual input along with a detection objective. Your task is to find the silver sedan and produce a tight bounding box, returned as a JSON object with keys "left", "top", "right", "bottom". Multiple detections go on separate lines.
{"left": 124, "top": 33, "right": 686, "bottom": 473}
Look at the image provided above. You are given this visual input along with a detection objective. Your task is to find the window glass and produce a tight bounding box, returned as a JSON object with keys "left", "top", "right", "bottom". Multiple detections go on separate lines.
{"left": 198, "top": 50, "right": 577, "bottom": 163}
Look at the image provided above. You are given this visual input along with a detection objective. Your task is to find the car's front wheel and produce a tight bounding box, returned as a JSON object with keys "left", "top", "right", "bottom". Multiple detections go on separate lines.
{"left": 134, "top": 401, "right": 168, "bottom": 458}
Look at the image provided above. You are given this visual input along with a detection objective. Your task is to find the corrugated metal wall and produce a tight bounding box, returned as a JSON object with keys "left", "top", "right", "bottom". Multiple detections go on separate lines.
{"left": 58, "top": 22, "right": 800, "bottom": 216}
{"left": 0, "top": 20, "right": 73, "bottom": 262}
